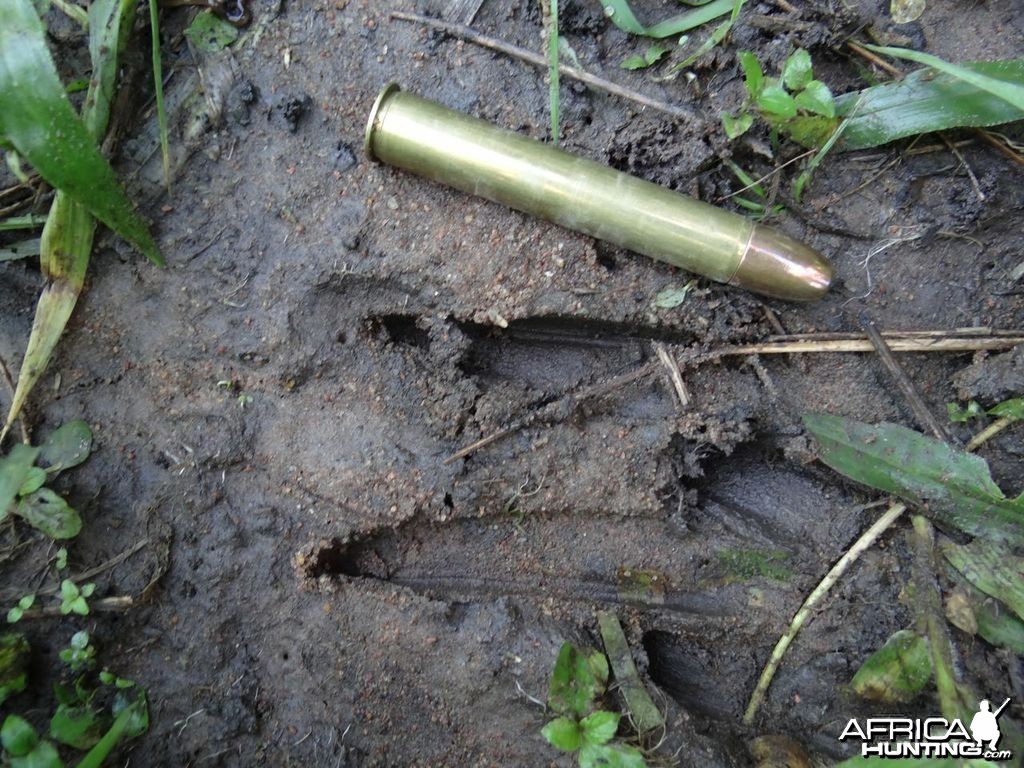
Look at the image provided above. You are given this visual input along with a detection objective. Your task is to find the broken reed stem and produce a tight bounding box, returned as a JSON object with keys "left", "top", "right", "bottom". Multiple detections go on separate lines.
{"left": 911, "top": 514, "right": 965, "bottom": 722}
{"left": 389, "top": 11, "right": 699, "bottom": 123}
{"left": 720, "top": 335, "right": 1024, "bottom": 356}
{"left": 965, "top": 416, "right": 1014, "bottom": 452}
{"left": 742, "top": 501, "right": 907, "bottom": 724}
{"left": 654, "top": 342, "right": 690, "bottom": 408}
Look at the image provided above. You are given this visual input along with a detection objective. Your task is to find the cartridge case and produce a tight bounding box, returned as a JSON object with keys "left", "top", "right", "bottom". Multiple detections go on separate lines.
{"left": 365, "top": 84, "right": 832, "bottom": 302}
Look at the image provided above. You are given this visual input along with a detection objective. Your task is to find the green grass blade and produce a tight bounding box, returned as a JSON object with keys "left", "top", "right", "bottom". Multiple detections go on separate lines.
{"left": 148, "top": 0, "right": 171, "bottom": 191}
{"left": 0, "top": 215, "right": 46, "bottom": 231}
{"left": 0, "top": 239, "right": 41, "bottom": 261}
{"left": 0, "top": 0, "right": 162, "bottom": 265}
{"left": 863, "top": 46, "right": 1024, "bottom": 111}
{"left": 601, "top": 0, "right": 735, "bottom": 39}
{"left": 836, "top": 59, "right": 1024, "bottom": 151}
{"left": 547, "top": 0, "right": 560, "bottom": 145}
{"left": 83, "top": 0, "right": 138, "bottom": 141}
{"left": 673, "top": 0, "right": 745, "bottom": 71}
{"left": 1, "top": 192, "right": 94, "bottom": 442}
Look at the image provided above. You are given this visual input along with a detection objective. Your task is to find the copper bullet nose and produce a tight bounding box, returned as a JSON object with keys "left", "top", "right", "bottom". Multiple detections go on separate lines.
{"left": 731, "top": 224, "right": 834, "bottom": 302}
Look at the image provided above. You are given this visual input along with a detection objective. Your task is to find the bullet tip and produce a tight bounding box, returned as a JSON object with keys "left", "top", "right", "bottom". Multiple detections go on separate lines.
{"left": 731, "top": 225, "right": 833, "bottom": 302}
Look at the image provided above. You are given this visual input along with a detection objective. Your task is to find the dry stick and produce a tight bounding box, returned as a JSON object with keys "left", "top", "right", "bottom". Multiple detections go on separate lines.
{"left": 654, "top": 342, "right": 690, "bottom": 408}
{"left": 0, "top": 353, "right": 29, "bottom": 445}
{"left": 846, "top": 41, "right": 903, "bottom": 78}
{"left": 976, "top": 129, "right": 1024, "bottom": 169}
{"left": 859, "top": 313, "right": 957, "bottom": 444}
{"left": 940, "top": 134, "right": 985, "bottom": 202}
{"left": 742, "top": 501, "right": 908, "bottom": 724}
{"left": 966, "top": 416, "right": 1015, "bottom": 452}
{"left": 389, "top": 11, "right": 699, "bottom": 123}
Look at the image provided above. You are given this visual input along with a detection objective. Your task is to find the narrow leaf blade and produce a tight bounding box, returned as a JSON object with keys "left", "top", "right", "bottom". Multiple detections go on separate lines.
{"left": 0, "top": 0, "right": 162, "bottom": 264}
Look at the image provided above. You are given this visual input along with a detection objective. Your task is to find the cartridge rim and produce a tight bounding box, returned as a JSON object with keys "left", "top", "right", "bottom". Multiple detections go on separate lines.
{"left": 364, "top": 82, "right": 402, "bottom": 161}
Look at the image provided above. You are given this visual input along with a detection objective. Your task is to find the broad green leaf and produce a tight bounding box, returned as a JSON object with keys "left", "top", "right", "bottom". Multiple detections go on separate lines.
{"left": 1, "top": 715, "right": 37, "bottom": 756}
{"left": 13, "top": 488, "right": 82, "bottom": 539}
{"left": 851, "top": 630, "right": 933, "bottom": 703}
{"left": 757, "top": 84, "right": 797, "bottom": 119}
{"left": 11, "top": 738, "right": 65, "bottom": 768}
{"left": 39, "top": 420, "right": 92, "bottom": 474}
{"left": 862, "top": 46, "right": 1024, "bottom": 111}
{"left": 802, "top": 413, "right": 1024, "bottom": 543}
{"left": 18, "top": 467, "right": 46, "bottom": 496}
{"left": 738, "top": 51, "right": 763, "bottom": 97}
{"left": 2, "top": 193, "right": 94, "bottom": 443}
{"left": 541, "top": 716, "right": 582, "bottom": 751}
{"left": 794, "top": 80, "right": 835, "bottom": 117}
{"left": 620, "top": 44, "right": 670, "bottom": 70}
{"left": 782, "top": 49, "right": 813, "bottom": 91}
{"left": 989, "top": 398, "right": 1024, "bottom": 420}
{"left": 784, "top": 115, "right": 838, "bottom": 148}
{"left": 601, "top": 0, "right": 734, "bottom": 39}
{"left": 597, "top": 611, "right": 664, "bottom": 733}
{"left": 721, "top": 111, "right": 753, "bottom": 139}
{"left": 0, "top": 444, "right": 40, "bottom": 520}
{"left": 49, "top": 704, "right": 104, "bottom": 749}
{"left": 0, "top": 634, "right": 30, "bottom": 706}
{"left": 184, "top": 10, "right": 240, "bottom": 52}
{"left": 943, "top": 541, "right": 1024, "bottom": 621}
{"left": 579, "top": 742, "right": 648, "bottom": 768}
{"left": 0, "top": 0, "right": 162, "bottom": 265}
{"left": 836, "top": 59, "right": 1024, "bottom": 151}
{"left": 548, "top": 642, "right": 608, "bottom": 718}
{"left": 581, "top": 710, "right": 619, "bottom": 746}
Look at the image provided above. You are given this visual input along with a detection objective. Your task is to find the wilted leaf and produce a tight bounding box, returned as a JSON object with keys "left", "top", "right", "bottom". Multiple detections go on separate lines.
{"left": 184, "top": 10, "right": 240, "bottom": 53}
{"left": 14, "top": 488, "right": 82, "bottom": 539}
{"left": 0, "top": 633, "right": 30, "bottom": 706}
{"left": 722, "top": 111, "right": 754, "bottom": 139}
{"left": 943, "top": 541, "right": 1024, "bottom": 621}
{"left": 653, "top": 280, "right": 697, "bottom": 309}
{"left": 851, "top": 629, "right": 933, "bottom": 703}
{"left": 50, "top": 704, "right": 104, "bottom": 749}
{"left": 782, "top": 49, "right": 813, "bottom": 91}
{"left": 749, "top": 735, "right": 812, "bottom": 768}
{"left": 836, "top": 59, "right": 1024, "bottom": 151}
{"left": 548, "top": 642, "right": 608, "bottom": 718}
{"left": 541, "top": 716, "right": 582, "bottom": 751}
{"left": 802, "top": 413, "right": 1024, "bottom": 543}
{"left": 620, "top": 44, "right": 670, "bottom": 70}
{"left": 0, "top": 0, "right": 161, "bottom": 264}
{"left": 580, "top": 710, "right": 619, "bottom": 746}
{"left": 39, "top": 420, "right": 92, "bottom": 474}
{"left": 890, "top": 0, "right": 925, "bottom": 23}
{"left": 84, "top": 0, "right": 139, "bottom": 141}
{"left": 946, "top": 579, "right": 1024, "bottom": 655}
{"left": 0, "top": 444, "right": 40, "bottom": 520}
{"left": 601, "top": 0, "right": 734, "bottom": 38}
{"left": 593, "top": 614, "right": 663, "bottom": 733}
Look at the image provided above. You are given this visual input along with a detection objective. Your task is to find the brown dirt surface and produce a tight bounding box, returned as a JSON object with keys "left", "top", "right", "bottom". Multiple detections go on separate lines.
{"left": 1, "top": 0, "right": 1023, "bottom": 765}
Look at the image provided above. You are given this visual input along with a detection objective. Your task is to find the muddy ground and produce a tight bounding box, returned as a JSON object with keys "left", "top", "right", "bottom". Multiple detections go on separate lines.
{"left": 2, "top": 0, "right": 1024, "bottom": 765}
